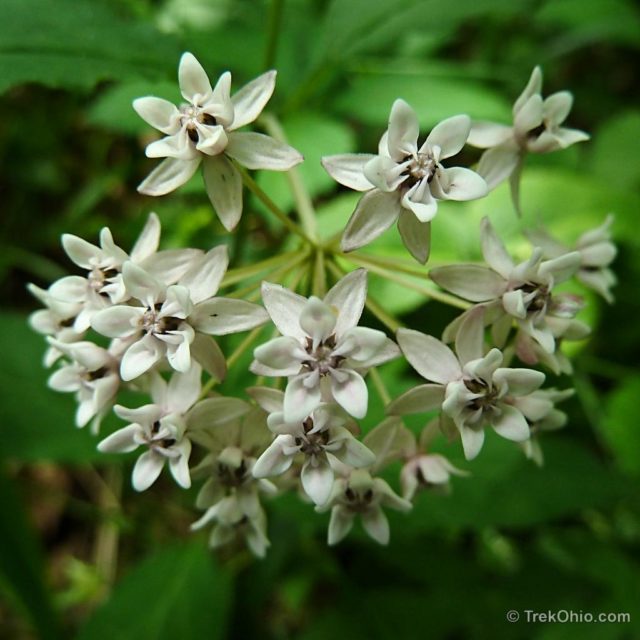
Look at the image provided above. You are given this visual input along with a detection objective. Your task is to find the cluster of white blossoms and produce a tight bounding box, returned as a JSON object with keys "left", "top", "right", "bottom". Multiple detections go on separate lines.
{"left": 29, "top": 53, "right": 617, "bottom": 556}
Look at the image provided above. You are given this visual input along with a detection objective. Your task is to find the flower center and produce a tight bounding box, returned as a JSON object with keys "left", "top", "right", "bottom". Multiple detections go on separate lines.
{"left": 179, "top": 104, "right": 218, "bottom": 143}
{"left": 294, "top": 419, "right": 330, "bottom": 456}
{"left": 343, "top": 486, "right": 375, "bottom": 512}
{"left": 401, "top": 153, "right": 437, "bottom": 188}
{"left": 518, "top": 282, "right": 550, "bottom": 315}
{"left": 141, "top": 304, "right": 182, "bottom": 335}
{"left": 464, "top": 379, "right": 500, "bottom": 412}
{"left": 88, "top": 267, "right": 118, "bottom": 296}
{"left": 302, "top": 334, "right": 345, "bottom": 375}
{"left": 217, "top": 458, "right": 249, "bottom": 488}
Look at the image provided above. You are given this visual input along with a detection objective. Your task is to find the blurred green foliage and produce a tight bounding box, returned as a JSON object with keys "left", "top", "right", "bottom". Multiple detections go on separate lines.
{"left": 0, "top": 0, "right": 639, "bottom": 638}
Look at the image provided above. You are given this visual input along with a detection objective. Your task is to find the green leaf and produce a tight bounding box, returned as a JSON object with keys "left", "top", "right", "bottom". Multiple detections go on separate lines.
{"left": 0, "top": 313, "right": 102, "bottom": 462}
{"left": 0, "top": 0, "right": 180, "bottom": 93}
{"left": 77, "top": 543, "right": 232, "bottom": 640}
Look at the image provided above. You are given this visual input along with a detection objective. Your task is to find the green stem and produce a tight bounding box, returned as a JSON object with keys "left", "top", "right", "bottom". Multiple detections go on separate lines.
{"left": 260, "top": 113, "right": 318, "bottom": 241}
{"left": 227, "top": 326, "right": 265, "bottom": 370}
{"left": 236, "top": 163, "right": 313, "bottom": 244}
{"left": 348, "top": 251, "right": 430, "bottom": 279}
{"left": 221, "top": 249, "right": 301, "bottom": 288}
{"left": 312, "top": 248, "right": 327, "bottom": 297}
{"left": 369, "top": 367, "right": 391, "bottom": 406}
{"left": 264, "top": 0, "right": 285, "bottom": 69}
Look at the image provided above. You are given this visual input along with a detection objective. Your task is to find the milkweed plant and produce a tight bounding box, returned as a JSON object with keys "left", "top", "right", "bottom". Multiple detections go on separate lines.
{"left": 28, "top": 53, "right": 616, "bottom": 557}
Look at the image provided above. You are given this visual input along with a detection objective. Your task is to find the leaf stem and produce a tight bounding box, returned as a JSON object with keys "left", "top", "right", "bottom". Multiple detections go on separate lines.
{"left": 369, "top": 367, "right": 391, "bottom": 406}
{"left": 221, "top": 249, "right": 302, "bottom": 288}
{"left": 312, "top": 248, "right": 327, "bottom": 297}
{"left": 264, "top": 0, "right": 285, "bottom": 69}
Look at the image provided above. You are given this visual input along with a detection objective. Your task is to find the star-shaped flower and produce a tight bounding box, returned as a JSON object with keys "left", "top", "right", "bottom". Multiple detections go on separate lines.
{"left": 322, "top": 99, "right": 487, "bottom": 262}
{"left": 134, "top": 52, "right": 303, "bottom": 230}
{"left": 251, "top": 269, "right": 400, "bottom": 422}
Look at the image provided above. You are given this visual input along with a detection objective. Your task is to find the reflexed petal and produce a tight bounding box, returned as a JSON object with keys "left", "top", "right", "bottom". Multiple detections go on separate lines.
{"left": 193, "top": 298, "right": 268, "bottom": 335}
{"left": 340, "top": 435, "right": 377, "bottom": 468}
{"left": 493, "top": 368, "right": 545, "bottom": 395}
{"left": 459, "top": 425, "right": 485, "bottom": 460}
{"left": 579, "top": 242, "right": 616, "bottom": 268}
{"left": 356, "top": 337, "right": 400, "bottom": 368}
{"left": 387, "top": 99, "right": 419, "bottom": 160}
{"left": 577, "top": 269, "right": 615, "bottom": 303}
{"left": 260, "top": 281, "right": 308, "bottom": 340}
{"left": 225, "top": 132, "right": 303, "bottom": 170}
{"left": 324, "top": 268, "right": 367, "bottom": 335}
{"left": 178, "top": 245, "right": 228, "bottom": 303}
{"left": 434, "top": 167, "right": 487, "bottom": 201}
{"left": 299, "top": 297, "right": 337, "bottom": 348}
{"left": 334, "top": 326, "right": 387, "bottom": 362}
{"left": 396, "top": 329, "right": 461, "bottom": 384}
{"left": 61, "top": 234, "right": 101, "bottom": 269}
{"left": 48, "top": 366, "right": 80, "bottom": 392}
{"left": 514, "top": 94, "right": 543, "bottom": 136}
{"left": 363, "top": 155, "right": 406, "bottom": 192}
{"left": 467, "top": 121, "right": 514, "bottom": 148}
{"left": 397, "top": 210, "right": 430, "bottom": 264}
{"left": 301, "top": 458, "right": 334, "bottom": 505}
{"left": 491, "top": 405, "right": 530, "bottom": 442}
{"left": 132, "top": 450, "right": 165, "bottom": 491}
{"left": 138, "top": 157, "right": 200, "bottom": 196}
{"left": 145, "top": 133, "right": 194, "bottom": 160}
{"left": 178, "top": 52, "right": 212, "bottom": 103}
{"left": 455, "top": 306, "right": 485, "bottom": 366}
{"left": 480, "top": 217, "right": 513, "bottom": 278}
{"left": 283, "top": 374, "right": 322, "bottom": 422}
{"left": 165, "top": 330, "right": 193, "bottom": 372}
{"left": 539, "top": 251, "right": 581, "bottom": 283}
{"left": 328, "top": 505, "right": 354, "bottom": 545}
{"left": 130, "top": 212, "right": 161, "bottom": 263}
{"left": 330, "top": 369, "right": 368, "bottom": 419}
{"left": 502, "top": 289, "right": 527, "bottom": 318}
{"left": 551, "top": 127, "right": 590, "bottom": 148}
{"left": 167, "top": 363, "right": 201, "bottom": 414}
{"left": 202, "top": 155, "right": 243, "bottom": 231}
{"left": 361, "top": 507, "right": 390, "bottom": 545}
{"left": 476, "top": 144, "right": 520, "bottom": 190}
{"left": 321, "top": 154, "right": 376, "bottom": 191}
{"left": 121, "top": 335, "right": 164, "bottom": 381}
{"left": 387, "top": 384, "right": 445, "bottom": 415}
{"left": 133, "top": 97, "right": 180, "bottom": 134}
{"left": 425, "top": 114, "right": 471, "bottom": 158}
{"left": 161, "top": 285, "right": 192, "bottom": 319}
{"left": 91, "top": 305, "right": 142, "bottom": 338}
{"left": 543, "top": 91, "right": 572, "bottom": 126}
{"left": 230, "top": 70, "right": 276, "bottom": 130}
{"left": 430, "top": 265, "right": 506, "bottom": 301}
{"left": 340, "top": 189, "right": 402, "bottom": 252}
{"left": 194, "top": 125, "right": 228, "bottom": 156}
{"left": 401, "top": 180, "right": 438, "bottom": 222}
{"left": 253, "top": 336, "right": 306, "bottom": 374}
{"left": 168, "top": 441, "right": 192, "bottom": 488}
{"left": 253, "top": 438, "right": 294, "bottom": 477}
{"left": 513, "top": 66, "right": 543, "bottom": 116}
{"left": 464, "top": 348, "right": 503, "bottom": 382}
{"left": 191, "top": 333, "right": 226, "bottom": 381}
{"left": 97, "top": 424, "right": 140, "bottom": 453}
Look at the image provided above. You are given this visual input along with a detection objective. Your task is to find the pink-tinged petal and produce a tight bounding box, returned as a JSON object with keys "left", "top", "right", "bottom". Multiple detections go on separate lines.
{"left": 459, "top": 425, "right": 485, "bottom": 460}
{"left": 61, "top": 234, "right": 101, "bottom": 269}
{"left": 513, "top": 66, "right": 543, "bottom": 116}
{"left": 283, "top": 374, "right": 322, "bottom": 423}
{"left": 396, "top": 329, "right": 461, "bottom": 384}
{"left": 168, "top": 441, "right": 192, "bottom": 488}
{"left": 321, "top": 154, "right": 376, "bottom": 191}
{"left": 193, "top": 298, "right": 268, "bottom": 335}
{"left": 493, "top": 368, "right": 545, "bottom": 396}
{"left": 328, "top": 505, "right": 355, "bottom": 545}
{"left": 514, "top": 94, "right": 543, "bottom": 136}
{"left": 340, "top": 189, "right": 402, "bottom": 252}
{"left": 178, "top": 245, "right": 228, "bottom": 303}
{"left": 455, "top": 306, "right": 485, "bottom": 366}
{"left": 178, "top": 52, "right": 212, "bottom": 103}
{"left": 361, "top": 507, "right": 390, "bottom": 545}
{"left": 434, "top": 167, "right": 487, "bottom": 201}
{"left": 502, "top": 290, "right": 527, "bottom": 318}
{"left": 397, "top": 210, "right": 430, "bottom": 264}
{"left": 261, "top": 281, "right": 308, "bottom": 340}
{"left": 401, "top": 180, "right": 438, "bottom": 222}
{"left": 301, "top": 458, "right": 334, "bottom": 505}
{"left": 543, "top": 91, "right": 573, "bottom": 126}
{"left": 98, "top": 424, "right": 140, "bottom": 453}
{"left": 132, "top": 450, "right": 165, "bottom": 491}
{"left": 130, "top": 213, "right": 161, "bottom": 263}
{"left": 132, "top": 97, "right": 180, "bottom": 134}
{"left": 202, "top": 155, "right": 243, "bottom": 231}
{"left": 91, "top": 306, "right": 143, "bottom": 338}
{"left": 424, "top": 114, "right": 471, "bottom": 159}
{"left": 230, "top": 70, "right": 276, "bottom": 130}
{"left": 430, "top": 265, "right": 506, "bottom": 302}
{"left": 253, "top": 438, "right": 294, "bottom": 477}
{"left": 467, "top": 121, "right": 514, "bottom": 149}
{"left": 253, "top": 336, "right": 306, "bottom": 375}
{"left": 387, "top": 384, "right": 445, "bottom": 415}
{"left": 120, "top": 335, "right": 164, "bottom": 381}
{"left": 167, "top": 363, "right": 201, "bottom": 414}
{"left": 191, "top": 333, "right": 226, "bottom": 381}
{"left": 123, "top": 261, "right": 165, "bottom": 306}
{"left": 480, "top": 217, "right": 513, "bottom": 278}
{"left": 330, "top": 369, "right": 368, "bottom": 419}
{"left": 324, "top": 268, "right": 367, "bottom": 335}
{"left": 225, "top": 132, "right": 302, "bottom": 171}
{"left": 387, "top": 99, "right": 419, "bottom": 160}
{"left": 477, "top": 144, "right": 520, "bottom": 190}
{"left": 137, "top": 157, "right": 201, "bottom": 196}
{"left": 491, "top": 405, "right": 530, "bottom": 442}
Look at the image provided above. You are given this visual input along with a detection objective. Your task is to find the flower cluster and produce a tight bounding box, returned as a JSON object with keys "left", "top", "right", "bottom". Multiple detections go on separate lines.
{"left": 29, "top": 53, "right": 616, "bottom": 556}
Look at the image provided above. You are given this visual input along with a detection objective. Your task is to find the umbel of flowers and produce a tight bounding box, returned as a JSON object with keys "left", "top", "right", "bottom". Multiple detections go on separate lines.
{"left": 28, "top": 52, "right": 616, "bottom": 556}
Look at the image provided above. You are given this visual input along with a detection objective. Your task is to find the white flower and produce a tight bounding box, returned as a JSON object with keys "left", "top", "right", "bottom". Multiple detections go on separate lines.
{"left": 316, "top": 468, "right": 412, "bottom": 546}
{"left": 134, "top": 52, "right": 303, "bottom": 231}
{"left": 527, "top": 215, "right": 617, "bottom": 303}
{"left": 47, "top": 339, "right": 119, "bottom": 433}
{"left": 251, "top": 269, "right": 400, "bottom": 422}
{"left": 391, "top": 309, "right": 545, "bottom": 460}
{"left": 249, "top": 389, "right": 376, "bottom": 505}
{"left": 468, "top": 66, "right": 589, "bottom": 196}
{"left": 431, "top": 217, "right": 583, "bottom": 355}
{"left": 98, "top": 365, "right": 205, "bottom": 491}
{"left": 322, "top": 99, "right": 487, "bottom": 263}
{"left": 91, "top": 246, "right": 268, "bottom": 381}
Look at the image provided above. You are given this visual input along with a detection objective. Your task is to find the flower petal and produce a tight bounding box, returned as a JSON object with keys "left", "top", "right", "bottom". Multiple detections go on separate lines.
{"left": 387, "top": 383, "right": 445, "bottom": 415}
{"left": 455, "top": 306, "right": 485, "bottom": 366}
{"left": 301, "top": 458, "right": 334, "bottom": 505}
{"left": 361, "top": 507, "right": 390, "bottom": 545}
{"left": 91, "top": 306, "right": 142, "bottom": 338}
{"left": 193, "top": 298, "right": 268, "bottom": 335}
{"left": 493, "top": 368, "right": 545, "bottom": 396}
{"left": 98, "top": 424, "right": 140, "bottom": 453}
{"left": 230, "top": 70, "right": 276, "bottom": 130}
{"left": 363, "top": 155, "right": 407, "bottom": 192}
{"left": 396, "top": 329, "right": 461, "bottom": 384}
{"left": 340, "top": 189, "right": 402, "bottom": 252}
{"left": 187, "top": 396, "right": 249, "bottom": 430}
{"left": 491, "top": 405, "right": 530, "bottom": 442}
{"left": 191, "top": 333, "right": 226, "bottom": 381}
{"left": 202, "top": 155, "right": 243, "bottom": 231}
{"left": 323, "top": 268, "right": 367, "bottom": 336}
{"left": 480, "top": 217, "right": 513, "bottom": 278}
{"left": 397, "top": 210, "right": 431, "bottom": 264}
{"left": 61, "top": 234, "right": 101, "bottom": 269}
{"left": 430, "top": 265, "right": 506, "bottom": 302}
{"left": 321, "top": 154, "right": 376, "bottom": 191}
{"left": 401, "top": 180, "right": 438, "bottom": 222}
{"left": 168, "top": 441, "right": 192, "bottom": 488}
{"left": 167, "top": 363, "right": 201, "bottom": 414}
{"left": 283, "top": 374, "right": 322, "bottom": 422}
{"left": 178, "top": 52, "right": 212, "bottom": 103}
{"left": 123, "top": 261, "right": 165, "bottom": 306}
{"left": 130, "top": 212, "right": 161, "bottom": 263}
{"left": 477, "top": 144, "right": 520, "bottom": 190}
{"left": 253, "top": 438, "right": 294, "bottom": 477}
{"left": 514, "top": 94, "right": 544, "bottom": 136}
{"left": 330, "top": 369, "right": 368, "bottom": 419}
{"left": 543, "top": 91, "right": 573, "bottom": 126}
{"left": 254, "top": 336, "right": 306, "bottom": 374}
{"left": 178, "top": 245, "right": 228, "bottom": 303}
{"left": 459, "top": 425, "right": 485, "bottom": 460}
{"left": 513, "top": 66, "right": 543, "bottom": 116}
{"left": 137, "top": 157, "right": 200, "bottom": 196}
{"left": 132, "top": 450, "right": 165, "bottom": 491}
{"left": 121, "top": 335, "right": 164, "bottom": 381}
{"left": 467, "top": 121, "right": 514, "bottom": 149}
{"left": 434, "top": 167, "right": 487, "bottom": 201}
{"left": 333, "top": 326, "right": 387, "bottom": 362}
{"left": 261, "top": 281, "right": 308, "bottom": 340}
{"left": 425, "top": 114, "right": 471, "bottom": 159}
{"left": 387, "top": 99, "right": 419, "bottom": 160}
{"left": 327, "top": 505, "right": 354, "bottom": 545}
{"left": 133, "top": 97, "right": 180, "bottom": 134}
{"left": 225, "top": 132, "right": 303, "bottom": 171}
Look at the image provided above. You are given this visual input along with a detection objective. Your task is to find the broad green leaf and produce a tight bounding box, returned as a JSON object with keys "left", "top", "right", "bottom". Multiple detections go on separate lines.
{"left": 0, "top": 0, "right": 180, "bottom": 93}
{"left": 77, "top": 543, "right": 232, "bottom": 640}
